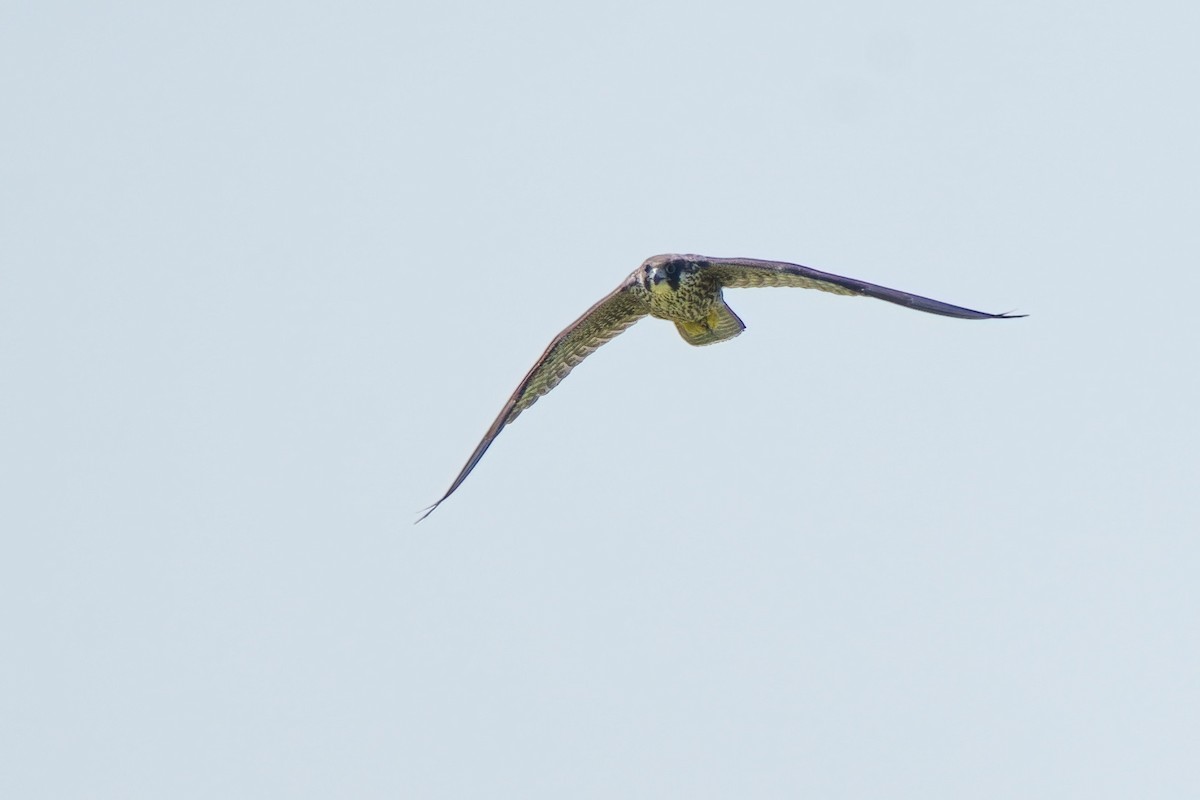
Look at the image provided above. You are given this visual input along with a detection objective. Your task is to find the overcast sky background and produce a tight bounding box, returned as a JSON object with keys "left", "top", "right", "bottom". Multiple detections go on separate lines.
{"left": 3, "top": 1, "right": 1198, "bottom": 797}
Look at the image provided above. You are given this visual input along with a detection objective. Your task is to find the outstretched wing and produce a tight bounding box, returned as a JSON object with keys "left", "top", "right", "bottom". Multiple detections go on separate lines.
{"left": 700, "top": 257, "right": 1025, "bottom": 320}
{"left": 417, "top": 279, "right": 649, "bottom": 522}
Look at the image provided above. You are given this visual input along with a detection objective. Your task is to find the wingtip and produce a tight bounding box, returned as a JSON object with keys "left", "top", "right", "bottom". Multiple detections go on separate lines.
{"left": 414, "top": 502, "right": 440, "bottom": 524}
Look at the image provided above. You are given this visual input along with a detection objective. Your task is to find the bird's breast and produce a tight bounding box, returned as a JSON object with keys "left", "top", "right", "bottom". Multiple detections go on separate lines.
{"left": 647, "top": 278, "right": 718, "bottom": 322}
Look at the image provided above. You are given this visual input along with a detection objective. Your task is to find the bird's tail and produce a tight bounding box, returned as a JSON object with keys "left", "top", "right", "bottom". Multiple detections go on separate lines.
{"left": 674, "top": 299, "right": 745, "bottom": 346}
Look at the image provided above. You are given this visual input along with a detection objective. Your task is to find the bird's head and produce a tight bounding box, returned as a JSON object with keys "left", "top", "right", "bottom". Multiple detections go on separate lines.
{"left": 640, "top": 254, "right": 700, "bottom": 294}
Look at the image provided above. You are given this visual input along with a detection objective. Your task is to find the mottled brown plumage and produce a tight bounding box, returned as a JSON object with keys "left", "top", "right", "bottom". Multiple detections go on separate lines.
{"left": 417, "top": 254, "right": 1024, "bottom": 521}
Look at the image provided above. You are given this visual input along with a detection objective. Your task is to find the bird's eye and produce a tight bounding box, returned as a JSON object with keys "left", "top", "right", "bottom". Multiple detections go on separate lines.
{"left": 666, "top": 262, "right": 678, "bottom": 276}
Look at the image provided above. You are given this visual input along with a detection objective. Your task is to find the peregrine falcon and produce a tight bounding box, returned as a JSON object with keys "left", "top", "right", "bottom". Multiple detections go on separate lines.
{"left": 418, "top": 254, "right": 1024, "bottom": 521}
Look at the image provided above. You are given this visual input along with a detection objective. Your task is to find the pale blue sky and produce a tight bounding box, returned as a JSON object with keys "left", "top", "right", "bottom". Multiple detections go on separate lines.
{"left": 3, "top": 1, "right": 1198, "bottom": 797}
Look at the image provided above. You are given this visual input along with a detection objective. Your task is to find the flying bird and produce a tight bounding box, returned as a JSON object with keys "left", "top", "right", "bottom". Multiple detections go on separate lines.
{"left": 418, "top": 254, "right": 1024, "bottom": 521}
